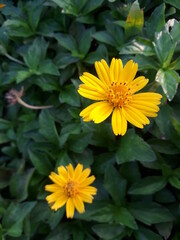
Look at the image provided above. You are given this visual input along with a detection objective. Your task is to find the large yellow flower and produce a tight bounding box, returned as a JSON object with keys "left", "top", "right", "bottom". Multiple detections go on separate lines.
{"left": 78, "top": 58, "right": 162, "bottom": 136}
{"left": 45, "top": 163, "right": 97, "bottom": 218}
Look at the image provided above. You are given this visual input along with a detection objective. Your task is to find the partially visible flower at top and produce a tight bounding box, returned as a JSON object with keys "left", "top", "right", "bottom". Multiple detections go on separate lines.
{"left": 0, "top": 3, "right": 5, "bottom": 9}
{"left": 45, "top": 163, "right": 97, "bottom": 219}
{"left": 5, "top": 86, "right": 53, "bottom": 110}
{"left": 78, "top": 58, "right": 162, "bottom": 136}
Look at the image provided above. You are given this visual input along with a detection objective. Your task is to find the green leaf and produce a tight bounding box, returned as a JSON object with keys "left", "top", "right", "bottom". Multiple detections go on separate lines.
{"left": 82, "top": 0, "right": 104, "bottom": 15}
{"left": 146, "top": 4, "right": 165, "bottom": 40}
{"left": 23, "top": 38, "right": 48, "bottom": 70}
{"left": 92, "top": 224, "right": 124, "bottom": 240}
{"left": 169, "top": 176, "right": 180, "bottom": 189}
{"left": 39, "top": 110, "right": 59, "bottom": 145}
{"left": 38, "top": 60, "right": 60, "bottom": 76}
{"left": 29, "top": 151, "right": 53, "bottom": 176}
{"left": 68, "top": 133, "right": 92, "bottom": 153}
{"left": 0, "top": 168, "right": 12, "bottom": 189}
{"left": 54, "top": 52, "right": 79, "bottom": 69}
{"left": 128, "top": 176, "right": 167, "bottom": 195}
{"left": 129, "top": 202, "right": 174, "bottom": 225}
{"left": 55, "top": 33, "right": 77, "bottom": 52}
{"left": 16, "top": 70, "right": 33, "bottom": 83}
{"left": 2, "top": 202, "right": 36, "bottom": 235}
{"left": 133, "top": 55, "right": 159, "bottom": 70}
{"left": 135, "top": 226, "right": 163, "bottom": 240}
{"left": 78, "top": 28, "right": 94, "bottom": 56}
{"left": 120, "top": 38, "right": 154, "bottom": 56}
{"left": 153, "top": 31, "right": 176, "bottom": 68}
{"left": 155, "top": 69, "right": 179, "bottom": 101}
{"left": 155, "top": 222, "right": 173, "bottom": 240}
{"left": 9, "top": 169, "right": 34, "bottom": 201}
{"left": 113, "top": 207, "right": 138, "bottom": 230}
{"left": 59, "top": 84, "right": 80, "bottom": 107}
{"left": 0, "top": 133, "right": 9, "bottom": 144}
{"left": 165, "top": 0, "right": 180, "bottom": 9}
{"left": 92, "top": 31, "right": 116, "bottom": 46}
{"left": 104, "top": 165, "right": 127, "bottom": 205}
{"left": 125, "top": 0, "right": 144, "bottom": 39}
{"left": 116, "top": 130, "right": 156, "bottom": 164}
{"left": 84, "top": 44, "right": 108, "bottom": 64}
{"left": 148, "top": 139, "right": 180, "bottom": 154}
{"left": 26, "top": 0, "right": 43, "bottom": 30}
{"left": 59, "top": 123, "right": 81, "bottom": 147}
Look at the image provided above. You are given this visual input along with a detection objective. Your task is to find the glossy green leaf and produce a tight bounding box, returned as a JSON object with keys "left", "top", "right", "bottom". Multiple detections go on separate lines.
{"left": 155, "top": 69, "right": 179, "bottom": 101}
{"left": 169, "top": 176, "right": 180, "bottom": 189}
{"left": 116, "top": 130, "right": 156, "bottom": 164}
{"left": 165, "top": 0, "right": 180, "bottom": 9}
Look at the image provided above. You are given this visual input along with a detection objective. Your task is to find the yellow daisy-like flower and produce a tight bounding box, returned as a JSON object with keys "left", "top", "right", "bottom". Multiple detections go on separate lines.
{"left": 0, "top": 3, "right": 5, "bottom": 9}
{"left": 45, "top": 163, "right": 97, "bottom": 218}
{"left": 78, "top": 58, "right": 162, "bottom": 136}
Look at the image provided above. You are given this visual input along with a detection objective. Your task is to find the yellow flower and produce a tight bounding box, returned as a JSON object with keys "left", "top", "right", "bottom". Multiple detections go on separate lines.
{"left": 78, "top": 58, "right": 162, "bottom": 136}
{"left": 45, "top": 163, "right": 97, "bottom": 218}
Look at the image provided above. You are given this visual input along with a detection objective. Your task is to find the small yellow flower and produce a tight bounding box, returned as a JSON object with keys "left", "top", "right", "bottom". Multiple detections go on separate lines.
{"left": 78, "top": 58, "right": 162, "bottom": 136}
{"left": 45, "top": 163, "right": 97, "bottom": 218}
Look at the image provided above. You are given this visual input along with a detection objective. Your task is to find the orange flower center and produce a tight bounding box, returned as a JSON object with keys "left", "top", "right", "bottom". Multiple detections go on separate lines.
{"left": 107, "top": 82, "right": 132, "bottom": 107}
{"left": 64, "top": 180, "right": 79, "bottom": 197}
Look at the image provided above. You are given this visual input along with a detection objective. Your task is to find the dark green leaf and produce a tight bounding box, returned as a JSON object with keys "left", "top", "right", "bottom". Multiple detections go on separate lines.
{"left": 59, "top": 84, "right": 80, "bottom": 107}
{"left": 129, "top": 202, "right": 174, "bottom": 225}
{"left": 116, "top": 130, "right": 156, "bottom": 164}
{"left": 92, "top": 31, "right": 116, "bottom": 46}
{"left": 104, "top": 165, "right": 127, "bottom": 205}
{"left": 169, "top": 176, "right": 180, "bottom": 189}
{"left": 146, "top": 4, "right": 165, "bottom": 39}
{"left": 135, "top": 226, "right": 162, "bottom": 240}
{"left": 113, "top": 207, "right": 138, "bottom": 230}
{"left": 92, "top": 224, "right": 124, "bottom": 240}
{"left": 68, "top": 132, "right": 92, "bottom": 153}
{"left": 128, "top": 176, "right": 167, "bottom": 195}
{"left": 29, "top": 151, "right": 53, "bottom": 176}
{"left": 39, "top": 110, "right": 59, "bottom": 145}
{"left": 165, "top": 0, "right": 180, "bottom": 9}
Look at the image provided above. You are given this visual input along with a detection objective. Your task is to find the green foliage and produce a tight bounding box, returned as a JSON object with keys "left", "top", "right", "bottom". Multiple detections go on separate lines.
{"left": 0, "top": 0, "right": 180, "bottom": 239}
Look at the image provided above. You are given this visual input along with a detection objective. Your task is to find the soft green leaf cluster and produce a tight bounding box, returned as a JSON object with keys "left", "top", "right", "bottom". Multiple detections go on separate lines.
{"left": 0, "top": 0, "right": 180, "bottom": 239}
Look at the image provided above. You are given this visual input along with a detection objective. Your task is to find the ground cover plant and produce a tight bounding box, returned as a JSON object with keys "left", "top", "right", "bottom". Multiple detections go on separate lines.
{"left": 0, "top": 0, "right": 180, "bottom": 239}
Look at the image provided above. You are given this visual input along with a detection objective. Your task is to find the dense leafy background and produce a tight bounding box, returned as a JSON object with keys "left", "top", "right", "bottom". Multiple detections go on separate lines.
{"left": 0, "top": 0, "right": 180, "bottom": 239}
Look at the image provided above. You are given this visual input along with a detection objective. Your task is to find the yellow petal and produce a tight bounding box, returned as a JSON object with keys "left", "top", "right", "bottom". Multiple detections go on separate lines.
{"left": 80, "top": 73, "right": 107, "bottom": 91}
{"left": 66, "top": 164, "right": 74, "bottom": 179}
{"left": 78, "top": 192, "right": 93, "bottom": 203}
{"left": 73, "top": 195, "right": 85, "bottom": 214}
{"left": 90, "top": 102, "right": 113, "bottom": 123}
{"left": 49, "top": 172, "right": 65, "bottom": 186}
{"left": 122, "top": 107, "right": 143, "bottom": 128}
{"left": 45, "top": 184, "right": 60, "bottom": 192}
{"left": 57, "top": 166, "right": 68, "bottom": 182}
{"left": 127, "top": 62, "right": 138, "bottom": 83}
{"left": 122, "top": 60, "right": 137, "bottom": 83}
{"left": 130, "top": 77, "right": 149, "bottom": 93}
{"left": 78, "top": 84, "right": 106, "bottom": 100}
{"left": 125, "top": 105, "right": 150, "bottom": 125}
{"left": 80, "top": 176, "right": 95, "bottom": 187}
{"left": 120, "top": 108, "right": 128, "bottom": 136}
{"left": 74, "top": 164, "right": 83, "bottom": 179}
{"left": 46, "top": 190, "right": 64, "bottom": 203}
{"left": 111, "top": 108, "right": 121, "bottom": 136}
{"left": 66, "top": 198, "right": 75, "bottom": 218}
{"left": 95, "top": 61, "right": 110, "bottom": 85}
{"left": 80, "top": 186, "right": 97, "bottom": 195}
{"left": 80, "top": 102, "right": 102, "bottom": 122}
{"left": 78, "top": 168, "right": 91, "bottom": 182}
{"left": 133, "top": 92, "right": 162, "bottom": 101}
{"left": 129, "top": 102, "right": 160, "bottom": 112}
{"left": 51, "top": 195, "right": 67, "bottom": 211}
{"left": 141, "top": 110, "right": 158, "bottom": 117}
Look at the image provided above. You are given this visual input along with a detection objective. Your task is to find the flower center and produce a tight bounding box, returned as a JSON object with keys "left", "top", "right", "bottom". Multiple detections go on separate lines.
{"left": 64, "top": 180, "right": 79, "bottom": 197}
{"left": 107, "top": 82, "right": 132, "bottom": 107}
